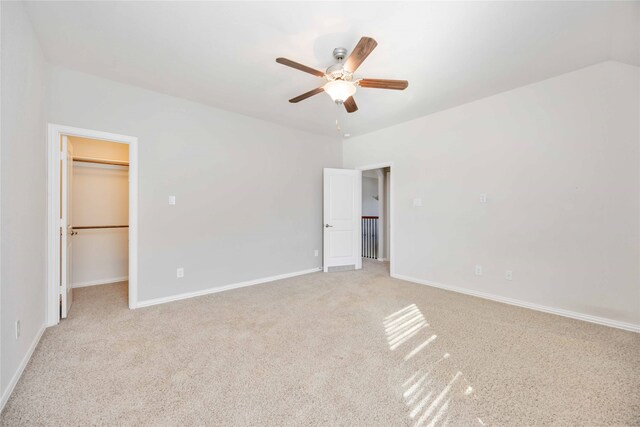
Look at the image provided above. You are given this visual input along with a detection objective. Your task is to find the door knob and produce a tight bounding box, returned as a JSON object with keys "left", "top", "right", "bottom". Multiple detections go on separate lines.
{"left": 325, "top": 224, "right": 333, "bottom": 228}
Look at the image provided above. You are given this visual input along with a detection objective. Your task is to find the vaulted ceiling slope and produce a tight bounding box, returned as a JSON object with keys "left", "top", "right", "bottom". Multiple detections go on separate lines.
{"left": 25, "top": 1, "right": 639, "bottom": 137}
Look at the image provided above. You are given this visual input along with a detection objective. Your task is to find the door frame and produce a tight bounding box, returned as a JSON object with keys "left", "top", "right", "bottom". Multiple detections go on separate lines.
{"left": 356, "top": 162, "right": 394, "bottom": 275}
{"left": 47, "top": 124, "right": 139, "bottom": 326}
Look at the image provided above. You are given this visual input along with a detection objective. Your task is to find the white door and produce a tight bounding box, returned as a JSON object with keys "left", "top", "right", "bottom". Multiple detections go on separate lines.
{"left": 323, "top": 168, "right": 362, "bottom": 272}
{"left": 61, "top": 136, "right": 74, "bottom": 318}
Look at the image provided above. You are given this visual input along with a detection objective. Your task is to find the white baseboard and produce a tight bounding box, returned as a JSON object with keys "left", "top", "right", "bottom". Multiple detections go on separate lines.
{"left": 0, "top": 323, "right": 46, "bottom": 412}
{"left": 391, "top": 273, "right": 640, "bottom": 333}
{"left": 72, "top": 276, "right": 128, "bottom": 288}
{"left": 136, "top": 267, "right": 321, "bottom": 308}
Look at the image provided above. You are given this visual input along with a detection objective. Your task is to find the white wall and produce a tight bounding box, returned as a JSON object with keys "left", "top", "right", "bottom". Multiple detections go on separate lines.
{"left": 71, "top": 137, "right": 129, "bottom": 287}
{"left": 47, "top": 66, "right": 342, "bottom": 303}
{"left": 362, "top": 177, "right": 379, "bottom": 216}
{"left": 344, "top": 61, "right": 640, "bottom": 328}
{"left": 1, "top": 1, "right": 48, "bottom": 405}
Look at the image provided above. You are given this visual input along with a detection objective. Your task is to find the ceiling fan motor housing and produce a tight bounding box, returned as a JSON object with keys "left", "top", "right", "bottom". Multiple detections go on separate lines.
{"left": 326, "top": 63, "right": 353, "bottom": 81}
{"left": 326, "top": 47, "right": 354, "bottom": 81}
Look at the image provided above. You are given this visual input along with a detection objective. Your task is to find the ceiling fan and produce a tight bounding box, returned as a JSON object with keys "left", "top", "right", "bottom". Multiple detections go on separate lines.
{"left": 276, "top": 37, "right": 408, "bottom": 113}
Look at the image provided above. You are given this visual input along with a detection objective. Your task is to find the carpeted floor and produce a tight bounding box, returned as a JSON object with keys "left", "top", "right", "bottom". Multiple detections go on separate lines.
{"left": 1, "top": 260, "right": 639, "bottom": 426}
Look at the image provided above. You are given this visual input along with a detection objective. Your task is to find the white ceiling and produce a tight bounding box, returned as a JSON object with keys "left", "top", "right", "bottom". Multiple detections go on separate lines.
{"left": 25, "top": 1, "right": 639, "bottom": 138}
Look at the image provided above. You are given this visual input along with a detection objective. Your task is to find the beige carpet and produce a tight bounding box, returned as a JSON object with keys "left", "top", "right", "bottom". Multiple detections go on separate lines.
{"left": 1, "top": 260, "right": 639, "bottom": 426}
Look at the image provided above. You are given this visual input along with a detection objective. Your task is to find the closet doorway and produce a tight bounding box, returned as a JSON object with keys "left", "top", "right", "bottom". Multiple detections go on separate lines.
{"left": 47, "top": 125, "right": 138, "bottom": 326}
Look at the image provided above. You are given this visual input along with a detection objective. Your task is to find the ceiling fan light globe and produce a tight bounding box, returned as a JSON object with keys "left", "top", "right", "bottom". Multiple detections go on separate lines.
{"left": 323, "top": 80, "right": 357, "bottom": 103}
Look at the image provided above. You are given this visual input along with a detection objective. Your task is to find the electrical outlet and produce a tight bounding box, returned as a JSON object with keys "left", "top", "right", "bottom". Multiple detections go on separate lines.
{"left": 314, "top": 249, "right": 319, "bottom": 257}
{"left": 15, "top": 320, "right": 20, "bottom": 340}
{"left": 413, "top": 198, "right": 422, "bottom": 207}
{"left": 475, "top": 265, "right": 482, "bottom": 276}
{"left": 480, "top": 193, "right": 487, "bottom": 203}
{"left": 169, "top": 195, "right": 176, "bottom": 205}
{"left": 176, "top": 267, "right": 184, "bottom": 278}
{"left": 505, "top": 270, "right": 513, "bottom": 280}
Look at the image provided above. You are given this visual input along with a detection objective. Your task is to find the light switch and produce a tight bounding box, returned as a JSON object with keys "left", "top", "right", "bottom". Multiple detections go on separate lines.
{"left": 475, "top": 265, "right": 482, "bottom": 276}
{"left": 413, "top": 198, "right": 422, "bottom": 207}
{"left": 479, "top": 193, "right": 487, "bottom": 203}
{"left": 169, "top": 195, "right": 176, "bottom": 205}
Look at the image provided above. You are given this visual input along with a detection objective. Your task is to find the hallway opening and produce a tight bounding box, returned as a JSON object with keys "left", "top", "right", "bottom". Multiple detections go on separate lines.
{"left": 360, "top": 165, "right": 391, "bottom": 274}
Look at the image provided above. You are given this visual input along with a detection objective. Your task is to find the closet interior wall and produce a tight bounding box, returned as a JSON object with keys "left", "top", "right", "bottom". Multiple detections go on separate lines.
{"left": 69, "top": 137, "right": 129, "bottom": 288}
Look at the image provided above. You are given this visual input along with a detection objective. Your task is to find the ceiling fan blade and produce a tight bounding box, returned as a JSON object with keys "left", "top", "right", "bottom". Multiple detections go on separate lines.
{"left": 344, "top": 96, "right": 358, "bottom": 113}
{"left": 276, "top": 58, "right": 325, "bottom": 77}
{"left": 289, "top": 87, "right": 324, "bottom": 103}
{"left": 344, "top": 37, "right": 378, "bottom": 73}
{"left": 358, "top": 78, "right": 408, "bottom": 90}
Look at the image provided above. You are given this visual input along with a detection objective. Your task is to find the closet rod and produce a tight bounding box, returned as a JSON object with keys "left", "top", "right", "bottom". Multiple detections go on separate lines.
{"left": 73, "top": 225, "right": 129, "bottom": 230}
{"left": 73, "top": 156, "right": 129, "bottom": 167}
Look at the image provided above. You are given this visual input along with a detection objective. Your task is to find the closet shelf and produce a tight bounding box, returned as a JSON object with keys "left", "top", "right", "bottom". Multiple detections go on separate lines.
{"left": 73, "top": 156, "right": 129, "bottom": 167}
{"left": 72, "top": 225, "right": 129, "bottom": 230}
